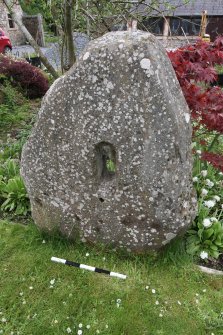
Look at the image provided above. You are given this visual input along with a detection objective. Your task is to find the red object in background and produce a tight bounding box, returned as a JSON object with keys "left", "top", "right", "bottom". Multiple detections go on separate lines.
{"left": 0, "top": 29, "right": 12, "bottom": 54}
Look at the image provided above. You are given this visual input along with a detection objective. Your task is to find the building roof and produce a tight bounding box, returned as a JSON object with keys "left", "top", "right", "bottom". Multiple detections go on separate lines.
{"left": 134, "top": 0, "right": 223, "bottom": 16}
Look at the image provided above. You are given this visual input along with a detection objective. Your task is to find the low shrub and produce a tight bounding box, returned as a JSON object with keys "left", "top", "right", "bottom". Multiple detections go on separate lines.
{"left": 0, "top": 55, "right": 49, "bottom": 98}
{"left": 168, "top": 36, "right": 223, "bottom": 170}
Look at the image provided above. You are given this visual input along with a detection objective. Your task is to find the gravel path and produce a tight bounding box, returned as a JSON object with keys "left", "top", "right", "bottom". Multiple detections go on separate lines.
{"left": 12, "top": 32, "right": 90, "bottom": 70}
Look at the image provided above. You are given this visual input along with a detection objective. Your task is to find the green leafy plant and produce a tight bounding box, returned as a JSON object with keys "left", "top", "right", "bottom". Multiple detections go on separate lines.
{"left": 187, "top": 155, "right": 223, "bottom": 260}
{"left": 187, "top": 220, "right": 223, "bottom": 259}
{"left": 0, "top": 80, "right": 31, "bottom": 135}
{"left": 0, "top": 80, "right": 24, "bottom": 109}
{"left": 106, "top": 159, "right": 116, "bottom": 173}
{"left": 0, "top": 159, "right": 30, "bottom": 217}
{"left": 0, "top": 159, "right": 20, "bottom": 182}
{"left": 0, "top": 128, "right": 31, "bottom": 161}
{"left": 0, "top": 176, "right": 30, "bottom": 216}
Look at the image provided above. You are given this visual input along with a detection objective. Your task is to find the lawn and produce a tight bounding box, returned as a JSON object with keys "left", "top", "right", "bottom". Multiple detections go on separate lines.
{"left": 0, "top": 219, "right": 222, "bottom": 335}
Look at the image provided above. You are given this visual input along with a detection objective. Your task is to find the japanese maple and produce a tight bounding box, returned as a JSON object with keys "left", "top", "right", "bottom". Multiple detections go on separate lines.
{"left": 168, "top": 37, "right": 223, "bottom": 171}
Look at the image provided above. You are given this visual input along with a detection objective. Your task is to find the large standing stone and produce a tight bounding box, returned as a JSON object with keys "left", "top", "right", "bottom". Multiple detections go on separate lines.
{"left": 21, "top": 30, "right": 197, "bottom": 252}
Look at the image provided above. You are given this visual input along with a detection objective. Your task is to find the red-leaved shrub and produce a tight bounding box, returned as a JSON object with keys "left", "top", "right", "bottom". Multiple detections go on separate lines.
{"left": 0, "top": 55, "right": 49, "bottom": 99}
{"left": 168, "top": 37, "right": 223, "bottom": 171}
{"left": 201, "top": 152, "right": 223, "bottom": 172}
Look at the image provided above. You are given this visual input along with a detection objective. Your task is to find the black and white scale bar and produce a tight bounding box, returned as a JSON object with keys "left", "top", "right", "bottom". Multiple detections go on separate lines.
{"left": 51, "top": 257, "right": 127, "bottom": 279}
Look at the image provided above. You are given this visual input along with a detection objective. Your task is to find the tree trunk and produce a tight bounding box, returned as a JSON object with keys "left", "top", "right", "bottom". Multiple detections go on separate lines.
{"left": 3, "top": 0, "right": 59, "bottom": 79}
{"left": 64, "top": 0, "right": 76, "bottom": 69}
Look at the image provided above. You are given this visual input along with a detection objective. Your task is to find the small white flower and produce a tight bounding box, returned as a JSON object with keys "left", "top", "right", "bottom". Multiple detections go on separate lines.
{"left": 50, "top": 279, "right": 55, "bottom": 285}
{"left": 152, "top": 289, "right": 156, "bottom": 294}
{"left": 66, "top": 328, "right": 72, "bottom": 334}
{"left": 85, "top": 253, "right": 89, "bottom": 257}
{"left": 96, "top": 331, "right": 100, "bottom": 334}
{"left": 116, "top": 299, "right": 121, "bottom": 304}
{"left": 201, "top": 170, "right": 208, "bottom": 177}
{"left": 145, "top": 286, "right": 149, "bottom": 290}
{"left": 195, "top": 293, "right": 199, "bottom": 297}
{"left": 69, "top": 293, "right": 73, "bottom": 297}
{"left": 102, "top": 257, "right": 106, "bottom": 261}
{"left": 195, "top": 299, "right": 199, "bottom": 304}
{"left": 204, "top": 200, "right": 216, "bottom": 208}
{"left": 159, "top": 313, "right": 163, "bottom": 317}
{"left": 22, "top": 300, "right": 26, "bottom": 305}
{"left": 86, "top": 325, "right": 90, "bottom": 329}
{"left": 202, "top": 289, "right": 207, "bottom": 293}
{"left": 155, "top": 301, "right": 159, "bottom": 305}
{"left": 19, "top": 292, "right": 23, "bottom": 296}
{"left": 210, "top": 217, "right": 218, "bottom": 222}
{"left": 177, "top": 301, "right": 181, "bottom": 305}
{"left": 202, "top": 218, "right": 212, "bottom": 228}
{"left": 42, "top": 240, "right": 46, "bottom": 244}
{"left": 29, "top": 286, "right": 33, "bottom": 290}
{"left": 77, "top": 330, "right": 82, "bottom": 335}
{"left": 200, "top": 251, "right": 208, "bottom": 259}
{"left": 196, "top": 150, "right": 202, "bottom": 155}
{"left": 105, "top": 325, "right": 108, "bottom": 329}
{"left": 201, "top": 188, "right": 208, "bottom": 196}
{"left": 116, "top": 303, "right": 120, "bottom": 308}
{"left": 205, "top": 179, "right": 214, "bottom": 188}
{"left": 1, "top": 318, "right": 6, "bottom": 323}
{"left": 213, "top": 195, "right": 220, "bottom": 202}
{"left": 54, "top": 320, "right": 58, "bottom": 324}
{"left": 78, "top": 324, "right": 83, "bottom": 328}
{"left": 193, "top": 177, "right": 198, "bottom": 182}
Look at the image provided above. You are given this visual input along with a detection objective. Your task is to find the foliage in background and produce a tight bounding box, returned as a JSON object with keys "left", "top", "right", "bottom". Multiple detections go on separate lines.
{"left": 0, "top": 129, "right": 31, "bottom": 161}
{"left": 0, "top": 55, "right": 49, "bottom": 98}
{"left": 168, "top": 37, "right": 223, "bottom": 171}
{"left": 20, "top": 0, "right": 192, "bottom": 37}
{"left": 0, "top": 79, "right": 31, "bottom": 136}
{"left": 168, "top": 37, "right": 223, "bottom": 261}
{"left": 0, "top": 80, "right": 35, "bottom": 219}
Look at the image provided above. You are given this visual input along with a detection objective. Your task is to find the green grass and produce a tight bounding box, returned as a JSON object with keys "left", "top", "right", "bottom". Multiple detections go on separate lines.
{"left": 0, "top": 220, "right": 222, "bottom": 335}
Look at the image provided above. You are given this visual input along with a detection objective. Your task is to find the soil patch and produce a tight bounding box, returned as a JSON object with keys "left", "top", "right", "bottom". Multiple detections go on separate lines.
{"left": 199, "top": 254, "right": 223, "bottom": 272}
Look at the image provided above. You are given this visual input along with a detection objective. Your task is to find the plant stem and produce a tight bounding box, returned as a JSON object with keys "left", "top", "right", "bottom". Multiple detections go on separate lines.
{"left": 208, "top": 134, "right": 220, "bottom": 151}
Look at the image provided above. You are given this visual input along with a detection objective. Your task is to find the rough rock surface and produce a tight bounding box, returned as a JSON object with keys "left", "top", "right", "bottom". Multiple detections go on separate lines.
{"left": 21, "top": 30, "right": 197, "bottom": 252}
